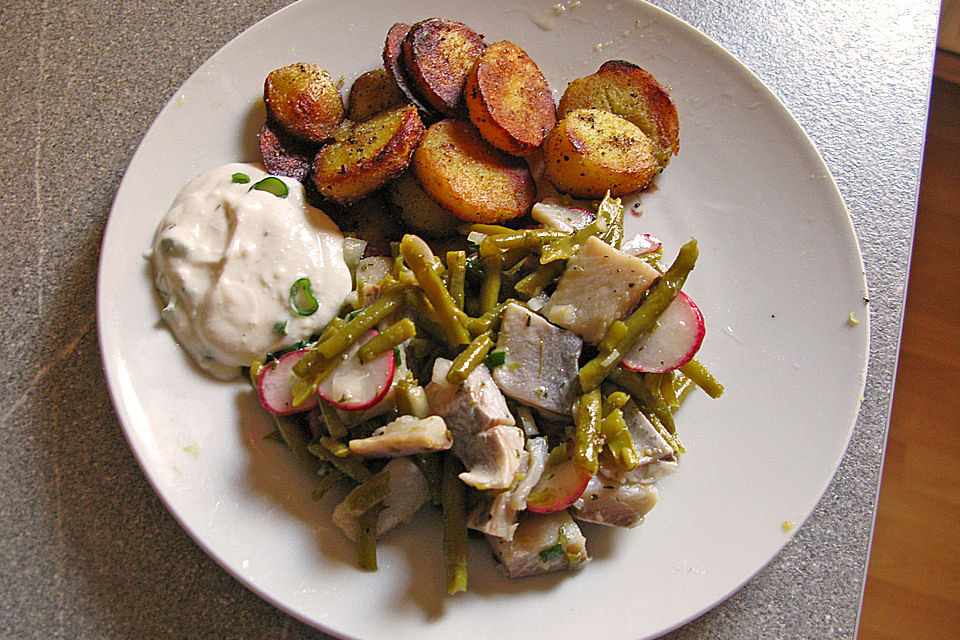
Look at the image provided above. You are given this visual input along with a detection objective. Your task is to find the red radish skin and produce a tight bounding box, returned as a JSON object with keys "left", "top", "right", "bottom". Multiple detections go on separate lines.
{"left": 526, "top": 457, "right": 592, "bottom": 514}
{"left": 621, "top": 291, "right": 705, "bottom": 373}
{"left": 621, "top": 233, "right": 662, "bottom": 256}
{"left": 257, "top": 349, "right": 318, "bottom": 416}
{"left": 316, "top": 330, "right": 396, "bottom": 411}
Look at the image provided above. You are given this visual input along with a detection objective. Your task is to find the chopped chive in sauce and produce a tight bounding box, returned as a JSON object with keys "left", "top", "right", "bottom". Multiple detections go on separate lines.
{"left": 250, "top": 176, "right": 289, "bottom": 197}
{"left": 231, "top": 172, "right": 250, "bottom": 184}
{"left": 274, "top": 320, "right": 288, "bottom": 335}
{"left": 289, "top": 278, "right": 319, "bottom": 316}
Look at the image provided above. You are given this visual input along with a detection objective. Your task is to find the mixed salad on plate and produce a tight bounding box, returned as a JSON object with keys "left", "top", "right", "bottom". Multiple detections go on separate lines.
{"left": 149, "top": 17, "right": 722, "bottom": 594}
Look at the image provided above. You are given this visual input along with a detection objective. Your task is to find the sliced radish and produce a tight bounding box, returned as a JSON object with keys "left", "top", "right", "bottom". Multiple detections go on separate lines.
{"left": 621, "top": 291, "right": 705, "bottom": 373}
{"left": 525, "top": 454, "right": 592, "bottom": 514}
{"left": 621, "top": 233, "right": 662, "bottom": 256}
{"left": 316, "top": 330, "right": 396, "bottom": 411}
{"left": 257, "top": 349, "right": 318, "bottom": 416}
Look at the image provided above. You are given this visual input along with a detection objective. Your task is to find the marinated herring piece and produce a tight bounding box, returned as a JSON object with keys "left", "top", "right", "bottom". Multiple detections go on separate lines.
{"left": 332, "top": 457, "right": 429, "bottom": 540}
{"left": 540, "top": 235, "right": 659, "bottom": 344}
{"left": 468, "top": 436, "right": 549, "bottom": 540}
{"left": 492, "top": 302, "right": 582, "bottom": 416}
{"left": 348, "top": 415, "right": 453, "bottom": 457}
{"left": 600, "top": 399, "right": 679, "bottom": 485}
{"left": 487, "top": 510, "right": 589, "bottom": 578}
{"left": 425, "top": 358, "right": 524, "bottom": 490}
{"left": 571, "top": 475, "right": 659, "bottom": 528}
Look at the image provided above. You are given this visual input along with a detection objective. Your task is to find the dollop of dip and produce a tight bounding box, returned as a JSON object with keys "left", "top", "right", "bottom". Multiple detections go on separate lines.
{"left": 149, "top": 163, "right": 351, "bottom": 379}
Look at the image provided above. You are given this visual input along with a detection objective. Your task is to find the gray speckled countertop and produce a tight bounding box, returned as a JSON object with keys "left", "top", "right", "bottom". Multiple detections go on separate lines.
{"left": 0, "top": 1, "right": 938, "bottom": 638}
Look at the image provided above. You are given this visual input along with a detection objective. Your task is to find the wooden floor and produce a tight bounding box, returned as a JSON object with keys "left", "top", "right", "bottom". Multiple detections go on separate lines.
{"left": 857, "top": 69, "right": 960, "bottom": 638}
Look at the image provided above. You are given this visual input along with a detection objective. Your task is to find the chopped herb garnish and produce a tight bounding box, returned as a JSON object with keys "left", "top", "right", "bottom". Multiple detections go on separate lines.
{"left": 231, "top": 172, "right": 250, "bottom": 184}
{"left": 485, "top": 349, "right": 506, "bottom": 369}
{"left": 289, "top": 278, "right": 319, "bottom": 316}
{"left": 538, "top": 542, "right": 564, "bottom": 563}
{"left": 274, "top": 320, "right": 288, "bottom": 335}
{"left": 250, "top": 176, "right": 289, "bottom": 197}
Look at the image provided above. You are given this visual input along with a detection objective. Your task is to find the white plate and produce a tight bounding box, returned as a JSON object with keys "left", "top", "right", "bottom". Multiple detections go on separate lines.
{"left": 97, "top": 1, "right": 870, "bottom": 638}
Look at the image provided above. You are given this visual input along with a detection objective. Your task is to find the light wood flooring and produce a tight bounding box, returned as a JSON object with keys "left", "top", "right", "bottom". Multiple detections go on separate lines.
{"left": 857, "top": 65, "right": 960, "bottom": 639}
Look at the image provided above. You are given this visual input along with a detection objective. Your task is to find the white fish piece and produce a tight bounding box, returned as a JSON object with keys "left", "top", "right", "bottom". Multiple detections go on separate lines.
{"left": 468, "top": 436, "right": 549, "bottom": 540}
{"left": 492, "top": 303, "right": 582, "bottom": 416}
{"left": 540, "top": 236, "right": 659, "bottom": 344}
{"left": 425, "top": 358, "right": 523, "bottom": 490}
{"left": 488, "top": 510, "right": 590, "bottom": 577}
{"left": 348, "top": 415, "right": 452, "bottom": 457}
{"left": 600, "top": 400, "right": 679, "bottom": 485}
{"left": 572, "top": 475, "right": 659, "bottom": 528}
{"left": 332, "top": 457, "right": 429, "bottom": 540}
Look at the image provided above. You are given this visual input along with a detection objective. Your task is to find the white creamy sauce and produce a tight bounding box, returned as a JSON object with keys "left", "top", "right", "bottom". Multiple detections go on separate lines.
{"left": 149, "top": 162, "right": 351, "bottom": 379}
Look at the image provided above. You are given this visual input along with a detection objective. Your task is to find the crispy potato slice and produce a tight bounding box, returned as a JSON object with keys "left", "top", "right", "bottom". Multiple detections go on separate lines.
{"left": 264, "top": 63, "right": 345, "bottom": 143}
{"left": 388, "top": 170, "right": 461, "bottom": 237}
{"left": 311, "top": 104, "right": 424, "bottom": 205}
{"left": 558, "top": 60, "right": 679, "bottom": 168}
{"left": 257, "top": 120, "right": 318, "bottom": 181}
{"left": 382, "top": 22, "right": 437, "bottom": 116}
{"left": 464, "top": 40, "right": 556, "bottom": 156}
{"left": 401, "top": 18, "right": 486, "bottom": 116}
{"left": 412, "top": 119, "right": 536, "bottom": 223}
{"left": 347, "top": 69, "right": 407, "bottom": 121}
{"left": 543, "top": 108, "right": 659, "bottom": 198}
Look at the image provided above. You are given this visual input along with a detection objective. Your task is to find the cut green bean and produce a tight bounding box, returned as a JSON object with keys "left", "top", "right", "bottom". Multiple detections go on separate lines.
{"left": 446, "top": 251, "right": 467, "bottom": 310}
{"left": 573, "top": 388, "right": 603, "bottom": 474}
{"left": 479, "top": 253, "right": 502, "bottom": 314}
{"left": 357, "top": 317, "right": 416, "bottom": 363}
{"left": 658, "top": 372, "right": 680, "bottom": 410}
{"left": 400, "top": 235, "right": 471, "bottom": 347}
{"left": 446, "top": 332, "right": 494, "bottom": 386}
{"left": 579, "top": 239, "right": 698, "bottom": 392}
{"left": 413, "top": 453, "right": 443, "bottom": 506}
{"left": 356, "top": 503, "right": 385, "bottom": 571}
{"left": 311, "top": 468, "right": 344, "bottom": 500}
{"left": 273, "top": 416, "right": 320, "bottom": 474}
{"left": 478, "top": 228, "right": 566, "bottom": 257}
{"left": 539, "top": 221, "right": 600, "bottom": 264}
{"left": 441, "top": 454, "right": 468, "bottom": 595}
{"left": 609, "top": 368, "right": 677, "bottom": 435}
{"left": 602, "top": 390, "right": 630, "bottom": 415}
{"left": 679, "top": 358, "right": 724, "bottom": 399}
{"left": 318, "top": 400, "right": 348, "bottom": 441}
{"left": 291, "top": 318, "right": 346, "bottom": 379}
{"left": 316, "top": 293, "right": 403, "bottom": 360}
{"left": 396, "top": 373, "right": 431, "bottom": 418}
{"left": 514, "top": 260, "right": 563, "bottom": 299}
{"left": 600, "top": 408, "right": 638, "bottom": 470}
{"left": 307, "top": 441, "right": 374, "bottom": 484}
{"left": 644, "top": 409, "right": 685, "bottom": 455}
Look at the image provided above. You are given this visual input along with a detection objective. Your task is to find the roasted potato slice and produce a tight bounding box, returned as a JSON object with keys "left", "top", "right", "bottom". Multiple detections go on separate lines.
{"left": 311, "top": 104, "right": 425, "bottom": 205}
{"left": 558, "top": 60, "right": 679, "bottom": 168}
{"left": 347, "top": 68, "right": 407, "bottom": 121}
{"left": 264, "top": 63, "right": 345, "bottom": 143}
{"left": 543, "top": 108, "right": 659, "bottom": 198}
{"left": 382, "top": 22, "right": 436, "bottom": 116}
{"left": 257, "top": 120, "right": 318, "bottom": 181}
{"left": 388, "top": 170, "right": 461, "bottom": 237}
{"left": 401, "top": 18, "right": 486, "bottom": 116}
{"left": 412, "top": 119, "right": 536, "bottom": 223}
{"left": 464, "top": 41, "right": 556, "bottom": 156}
